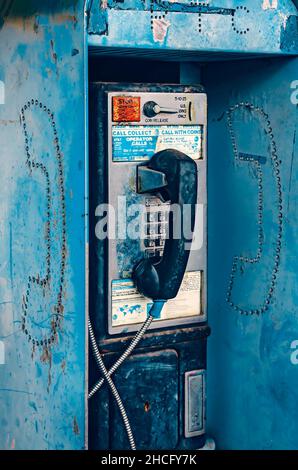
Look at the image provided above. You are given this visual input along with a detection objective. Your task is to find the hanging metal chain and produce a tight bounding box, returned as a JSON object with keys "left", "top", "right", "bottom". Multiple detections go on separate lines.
{"left": 226, "top": 102, "right": 283, "bottom": 315}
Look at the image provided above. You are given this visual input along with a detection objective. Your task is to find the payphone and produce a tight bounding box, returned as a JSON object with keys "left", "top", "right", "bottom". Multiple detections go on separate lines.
{"left": 89, "top": 83, "right": 209, "bottom": 450}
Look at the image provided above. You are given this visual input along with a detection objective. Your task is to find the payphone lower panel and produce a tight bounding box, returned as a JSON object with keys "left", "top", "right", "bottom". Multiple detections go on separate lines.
{"left": 89, "top": 327, "right": 209, "bottom": 450}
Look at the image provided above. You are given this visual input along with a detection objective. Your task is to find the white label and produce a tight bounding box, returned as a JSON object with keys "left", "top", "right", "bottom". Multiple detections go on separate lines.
{"left": 0, "top": 81, "right": 4, "bottom": 105}
{"left": 112, "top": 125, "right": 204, "bottom": 162}
{"left": 111, "top": 271, "right": 202, "bottom": 327}
{"left": 155, "top": 126, "right": 203, "bottom": 160}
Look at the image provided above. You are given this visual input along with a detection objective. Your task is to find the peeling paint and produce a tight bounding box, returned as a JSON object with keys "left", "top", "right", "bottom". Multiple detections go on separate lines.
{"left": 0, "top": 341, "right": 5, "bottom": 364}
{"left": 0, "top": 80, "right": 4, "bottom": 104}
{"left": 50, "top": 39, "right": 58, "bottom": 66}
{"left": 73, "top": 416, "right": 80, "bottom": 435}
{"left": 40, "top": 345, "right": 52, "bottom": 393}
{"left": 262, "top": 0, "right": 278, "bottom": 10}
{"left": 61, "top": 359, "right": 66, "bottom": 373}
{"left": 281, "top": 15, "right": 298, "bottom": 51}
{"left": 152, "top": 18, "right": 170, "bottom": 43}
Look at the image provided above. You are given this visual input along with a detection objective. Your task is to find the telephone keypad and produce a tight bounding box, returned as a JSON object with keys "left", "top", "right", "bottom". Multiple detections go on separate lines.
{"left": 147, "top": 212, "right": 156, "bottom": 223}
{"left": 144, "top": 198, "right": 169, "bottom": 258}
{"left": 158, "top": 212, "right": 166, "bottom": 222}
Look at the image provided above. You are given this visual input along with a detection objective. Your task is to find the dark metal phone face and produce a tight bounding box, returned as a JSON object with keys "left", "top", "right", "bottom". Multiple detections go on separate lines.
{"left": 106, "top": 89, "right": 207, "bottom": 335}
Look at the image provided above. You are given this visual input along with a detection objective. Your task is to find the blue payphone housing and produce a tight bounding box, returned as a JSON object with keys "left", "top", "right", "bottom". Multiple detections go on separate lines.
{"left": 0, "top": 0, "right": 297, "bottom": 450}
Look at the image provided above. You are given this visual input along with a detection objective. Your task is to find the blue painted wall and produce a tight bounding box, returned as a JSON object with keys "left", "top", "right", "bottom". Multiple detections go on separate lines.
{"left": 86, "top": 0, "right": 298, "bottom": 450}
{"left": 0, "top": 1, "right": 86, "bottom": 449}
{"left": 206, "top": 57, "right": 298, "bottom": 449}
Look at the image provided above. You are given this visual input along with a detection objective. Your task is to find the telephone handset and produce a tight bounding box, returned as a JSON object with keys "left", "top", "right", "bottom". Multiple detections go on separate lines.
{"left": 133, "top": 148, "right": 198, "bottom": 300}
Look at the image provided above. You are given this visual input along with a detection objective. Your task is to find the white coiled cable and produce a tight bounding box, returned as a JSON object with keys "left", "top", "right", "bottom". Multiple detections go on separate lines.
{"left": 88, "top": 318, "right": 136, "bottom": 450}
{"left": 88, "top": 300, "right": 165, "bottom": 451}
{"left": 88, "top": 314, "right": 153, "bottom": 399}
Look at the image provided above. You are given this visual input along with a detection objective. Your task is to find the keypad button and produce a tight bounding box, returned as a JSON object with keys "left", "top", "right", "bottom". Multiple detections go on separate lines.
{"left": 147, "top": 226, "right": 156, "bottom": 235}
{"left": 156, "top": 250, "right": 163, "bottom": 257}
{"left": 147, "top": 212, "right": 155, "bottom": 222}
{"left": 145, "top": 239, "right": 155, "bottom": 248}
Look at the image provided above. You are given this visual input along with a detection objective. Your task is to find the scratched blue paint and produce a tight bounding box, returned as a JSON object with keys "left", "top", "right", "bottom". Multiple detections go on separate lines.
{"left": 87, "top": 0, "right": 298, "bottom": 56}
{"left": 0, "top": 1, "right": 86, "bottom": 450}
{"left": 206, "top": 57, "right": 298, "bottom": 449}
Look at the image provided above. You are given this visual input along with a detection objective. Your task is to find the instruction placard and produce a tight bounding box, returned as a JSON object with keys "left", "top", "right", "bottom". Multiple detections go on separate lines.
{"left": 111, "top": 271, "right": 202, "bottom": 327}
{"left": 112, "top": 125, "right": 203, "bottom": 162}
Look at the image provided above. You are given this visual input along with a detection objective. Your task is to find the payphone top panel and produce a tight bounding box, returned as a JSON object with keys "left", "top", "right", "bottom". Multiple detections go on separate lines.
{"left": 87, "top": 1, "right": 298, "bottom": 57}
{"left": 102, "top": 87, "right": 207, "bottom": 335}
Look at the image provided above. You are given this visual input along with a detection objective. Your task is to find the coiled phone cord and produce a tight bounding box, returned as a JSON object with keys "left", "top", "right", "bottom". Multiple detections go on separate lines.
{"left": 88, "top": 300, "right": 166, "bottom": 451}
{"left": 88, "top": 318, "right": 136, "bottom": 450}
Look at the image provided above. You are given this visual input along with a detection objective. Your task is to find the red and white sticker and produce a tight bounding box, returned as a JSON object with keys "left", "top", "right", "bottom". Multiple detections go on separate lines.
{"left": 112, "top": 96, "right": 141, "bottom": 122}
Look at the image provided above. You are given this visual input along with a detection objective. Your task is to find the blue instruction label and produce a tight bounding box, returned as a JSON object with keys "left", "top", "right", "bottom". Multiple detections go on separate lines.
{"left": 112, "top": 125, "right": 203, "bottom": 162}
